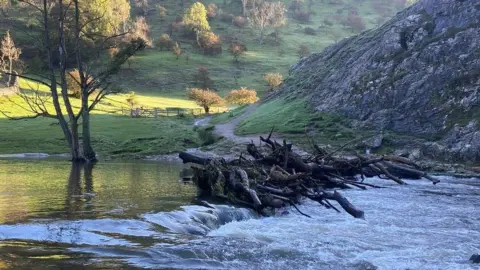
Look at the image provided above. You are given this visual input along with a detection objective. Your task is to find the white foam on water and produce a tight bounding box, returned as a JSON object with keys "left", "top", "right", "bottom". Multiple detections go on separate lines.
{"left": 4, "top": 176, "right": 478, "bottom": 270}
{"left": 200, "top": 176, "right": 480, "bottom": 270}
{"left": 0, "top": 219, "right": 156, "bottom": 246}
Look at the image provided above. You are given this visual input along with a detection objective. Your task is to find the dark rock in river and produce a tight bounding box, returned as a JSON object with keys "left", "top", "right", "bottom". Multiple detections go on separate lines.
{"left": 283, "top": 0, "right": 480, "bottom": 163}
{"left": 471, "top": 254, "right": 480, "bottom": 264}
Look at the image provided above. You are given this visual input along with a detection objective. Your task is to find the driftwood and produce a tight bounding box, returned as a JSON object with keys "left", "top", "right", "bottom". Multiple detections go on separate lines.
{"left": 179, "top": 134, "right": 440, "bottom": 219}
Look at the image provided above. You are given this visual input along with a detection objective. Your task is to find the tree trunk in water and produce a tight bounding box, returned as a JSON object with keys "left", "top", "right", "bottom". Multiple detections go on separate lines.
{"left": 82, "top": 98, "right": 96, "bottom": 162}
{"left": 204, "top": 106, "right": 210, "bottom": 114}
{"left": 70, "top": 118, "right": 82, "bottom": 162}
{"left": 42, "top": 0, "right": 73, "bottom": 160}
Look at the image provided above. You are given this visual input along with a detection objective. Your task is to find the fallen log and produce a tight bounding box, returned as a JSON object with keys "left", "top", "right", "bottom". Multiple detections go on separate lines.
{"left": 180, "top": 134, "right": 440, "bottom": 219}
{"left": 179, "top": 152, "right": 211, "bottom": 165}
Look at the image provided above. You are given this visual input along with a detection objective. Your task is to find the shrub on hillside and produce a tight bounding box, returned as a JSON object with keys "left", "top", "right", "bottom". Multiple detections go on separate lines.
{"left": 304, "top": 27, "right": 316, "bottom": 35}
{"left": 169, "top": 20, "right": 185, "bottom": 37}
{"left": 198, "top": 31, "right": 222, "bottom": 55}
{"left": 289, "top": 0, "right": 305, "bottom": 12}
{"left": 293, "top": 10, "right": 312, "bottom": 23}
{"left": 172, "top": 42, "right": 182, "bottom": 59}
{"left": 194, "top": 66, "right": 214, "bottom": 89}
{"left": 226, "top": 87, "right": 259, "bottom": 105}
{"left": 108, "top": 47, "right": 120, "bottom": 58}
{"left": 228, "top": 42, "right": 247, "bottom": 62}
{"left": 297, "top": 44, "right": 311, "bottom": 58}
{"left": 156, "top": 34, "right": 173, "bottom": 51}
{"left": 126, "top": 16, "right": 153, "bottom": 47}
{"left": 187, "top": 88, "right": 224, "bottom": 114}
{"left": 264, "top": 73, "right": 283, "bottom": 91}
{"left": 220, "top": 12, "right": 234, "bottom": 23}
{"left": 233, "top": 16, "right": 247, "bottom": 28}
{"left": 347, "top": 12, "right": 366, "bottom": 32}
{"left": 323, "top": 19, "right": 334, "bottom": 27}
{"left": 156, "top": 4, "right": 167, "bottom": 20}
{"left": 207, "top": 3, "right": 217, "bottom": 18}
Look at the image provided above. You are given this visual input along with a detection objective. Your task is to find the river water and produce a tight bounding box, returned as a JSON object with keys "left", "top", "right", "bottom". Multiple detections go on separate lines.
{"left": 0, "top": 160, "right": 478, "bottom": 269}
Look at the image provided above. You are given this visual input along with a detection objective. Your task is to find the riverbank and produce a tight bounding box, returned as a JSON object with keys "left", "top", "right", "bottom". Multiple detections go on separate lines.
{"left": 1, "top": 103, "right": 479, "bottom": 179}
{"left": 0, "top": 115, "right": 203, "bottom": 159}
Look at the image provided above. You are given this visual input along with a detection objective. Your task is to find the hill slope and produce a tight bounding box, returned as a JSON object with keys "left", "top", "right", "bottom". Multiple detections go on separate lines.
{"left": 267, "top": 0, "right": 480, "bottom": 163}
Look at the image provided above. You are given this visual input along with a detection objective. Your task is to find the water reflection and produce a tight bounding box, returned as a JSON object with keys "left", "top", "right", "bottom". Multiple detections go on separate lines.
{"left": 65, "top": 163, "right": 96, "bottom": 219}
{"left": 0, "top": 160, "right": 197, "bottom": 223}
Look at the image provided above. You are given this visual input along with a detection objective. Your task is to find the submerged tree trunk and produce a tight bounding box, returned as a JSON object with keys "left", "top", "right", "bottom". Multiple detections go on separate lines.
{"left": 75, "top": 0, "right": 96, "bottom": 162}
{"left": 41, "top": 0, "right": 75, "bottom": 159}
{"left": 82, "top": 99, "right": 96, "bottom": 161}
{"left": 58, "top": 0, "right": 82, "bottom": 162}
{"left": 71, "top": 118, "right": 81, "bottom": 161}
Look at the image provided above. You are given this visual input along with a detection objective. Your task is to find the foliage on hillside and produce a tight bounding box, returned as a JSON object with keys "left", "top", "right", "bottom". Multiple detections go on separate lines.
{"left": 0, "top": 0, "right": 409, "bottom": 157}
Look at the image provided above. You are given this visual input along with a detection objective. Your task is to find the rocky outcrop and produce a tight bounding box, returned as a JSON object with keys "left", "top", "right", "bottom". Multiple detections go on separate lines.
{"left": 284, "top": 0, "right": 480, "bottom": 163}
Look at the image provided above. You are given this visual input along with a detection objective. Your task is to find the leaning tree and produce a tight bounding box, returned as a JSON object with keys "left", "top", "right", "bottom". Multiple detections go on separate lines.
{"left": 1, "top": 0, "right": 145, "bottom": 162}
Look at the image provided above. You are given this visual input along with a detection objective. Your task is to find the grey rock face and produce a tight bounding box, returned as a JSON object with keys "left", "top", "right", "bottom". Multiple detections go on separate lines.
{"left": 285, "top": 0, "right": 480, "bottom": 163}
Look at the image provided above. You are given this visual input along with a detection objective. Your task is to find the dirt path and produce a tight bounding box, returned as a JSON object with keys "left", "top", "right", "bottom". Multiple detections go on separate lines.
{"left": 213, "top": 103, "right": 268, "bottom": 144}
{"left": 197, "top": 104, "right": 304, "bottom": 154}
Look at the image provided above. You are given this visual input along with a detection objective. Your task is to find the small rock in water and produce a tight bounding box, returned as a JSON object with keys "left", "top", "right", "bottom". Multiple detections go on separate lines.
{"left": 351, "top": 260, "right": 378, "bottom": 270}
{"left": 470, "top": 254, "right": 480, "bottom": 264}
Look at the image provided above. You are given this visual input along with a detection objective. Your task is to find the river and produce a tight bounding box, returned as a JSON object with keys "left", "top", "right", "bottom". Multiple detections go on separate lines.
{"left": 0, "top": 159, "right": 478, "bottom": 269}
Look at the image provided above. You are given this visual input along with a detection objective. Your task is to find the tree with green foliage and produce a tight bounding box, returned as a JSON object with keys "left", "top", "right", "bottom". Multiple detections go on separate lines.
{"left": 81, "top": 0, "right": 131, "bottom": 36}
{"left": 183, "top": 2, "right": 211, "bottom": 33}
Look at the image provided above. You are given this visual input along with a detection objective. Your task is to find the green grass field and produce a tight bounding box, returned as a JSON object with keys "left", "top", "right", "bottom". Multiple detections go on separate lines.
{"left": 0, "top": 0, "right": 403, "bottom": 157}
{"left": 0, "top": 79, "right": 209, "bottom": 158}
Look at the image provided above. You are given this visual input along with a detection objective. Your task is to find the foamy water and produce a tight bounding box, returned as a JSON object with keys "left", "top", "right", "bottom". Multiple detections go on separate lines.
{"left": 1, "top": 176, "right": 479, "bottom": 269}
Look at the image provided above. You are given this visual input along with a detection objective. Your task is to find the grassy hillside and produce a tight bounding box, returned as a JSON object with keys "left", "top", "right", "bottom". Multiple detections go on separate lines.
{"left": 121, "top": 0, "right": 404, "bottom": 96}
{"left": 0, "top": 0, "right": 405, "bottom": 157}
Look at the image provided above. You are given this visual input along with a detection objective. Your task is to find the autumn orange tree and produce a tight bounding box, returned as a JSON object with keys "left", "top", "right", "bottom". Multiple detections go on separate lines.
{"left": 228, "top": 42, "right": 246, "bottom": 63}
{"left": 187, "top": 88, "right": 224, "bottom": 114}
{"left": 226, "top": 87, "right": 259, "bottom": 105}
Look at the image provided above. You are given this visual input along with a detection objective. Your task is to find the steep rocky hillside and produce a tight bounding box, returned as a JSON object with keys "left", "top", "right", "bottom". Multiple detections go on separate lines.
{"left": 282, "top": 0, "right": 480, "bottom": 163}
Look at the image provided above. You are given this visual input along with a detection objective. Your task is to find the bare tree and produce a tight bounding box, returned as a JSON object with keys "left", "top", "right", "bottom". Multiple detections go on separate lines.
{"left": 247, "top": 1, "right": 287, "bottom": 43}
{"left": 240, "top": 0, "right": 249, "bottom": 16}
{"left": 0, "top": 31, "right": 22, "bottom": 86}
{"left": 1, "top": 0, "right": 144, "bottom": 162}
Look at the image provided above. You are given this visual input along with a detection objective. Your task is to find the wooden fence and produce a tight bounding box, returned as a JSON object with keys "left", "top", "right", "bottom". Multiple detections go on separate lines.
{"left": 121, "top": 107, "right": 225, "bottom": 118}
